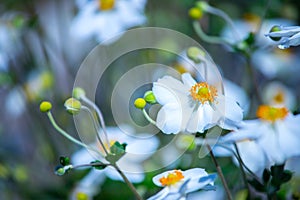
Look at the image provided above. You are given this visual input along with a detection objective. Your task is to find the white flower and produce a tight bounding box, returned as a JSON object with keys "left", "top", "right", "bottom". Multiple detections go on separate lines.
{"left": 71, "top": 0, "right": 147, "bottom": 43}
{"left": 148, "top": 168, "right": 216, "bottom": 200}
{"left": 215, "top": 105, "right": 300, "bottom": 174}
{"left": 72, "top": 126, "right": 159, "bottom": 183}
{"left": 265, "top": 25, "right": 300, "bottom": 49}
{"left": 262, "top": 81, "right": 296, "bottom": 111}
{"left": 152, "top": 73, "right": 243, "bottom": 134}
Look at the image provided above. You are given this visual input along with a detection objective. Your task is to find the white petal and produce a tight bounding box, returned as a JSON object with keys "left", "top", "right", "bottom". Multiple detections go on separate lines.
{"left": 181, "top": 73, "right": 197, "bottom": 88}
{"left": 71, "top": 148, "right": 94, "bottom": 166}
{"left": 215, "top": 95, "right": 243, "bottom": 124}
{"left": 147, "top": 188, "right": 169, "bottom": 200}
{"left": 156, "top": 103, "right": 183, "bottom": 134}
{"left": 186, "top": 104, "right": 216, "bottom": 133}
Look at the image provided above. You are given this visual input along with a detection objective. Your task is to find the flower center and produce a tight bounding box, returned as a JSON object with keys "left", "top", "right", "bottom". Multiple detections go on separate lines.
{"left": 99, "top": 0, "right": 115, "bottom": 10}
{"left": 256, "top": 105, "right": 288, "bottom": 122}
{"left": 159, "top": 170, "right": 184, "bottom": 186}
{"left": 190, "top": 82, "right": 217, "bottom": 104}
{"left": 273, "top": 90, "right": 285, "bottom": 104}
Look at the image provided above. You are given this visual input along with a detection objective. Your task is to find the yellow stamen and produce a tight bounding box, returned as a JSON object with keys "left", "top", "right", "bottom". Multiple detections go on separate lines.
{"left": 256, "top": 105, "right": 288, "bottom": 122}
{"left": 99, "top": 0, "right": 115, "bottom": 11}
{"left": 159, "top": 170, "right": 184, "bottom": 186}
{"left": 190, "top": 82, "right": 217, "bottom": 104}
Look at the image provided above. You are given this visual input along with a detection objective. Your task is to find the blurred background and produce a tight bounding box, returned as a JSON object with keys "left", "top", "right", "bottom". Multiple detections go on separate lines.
{"left": 1, "top": 0, "right": 300, "bottom": 199}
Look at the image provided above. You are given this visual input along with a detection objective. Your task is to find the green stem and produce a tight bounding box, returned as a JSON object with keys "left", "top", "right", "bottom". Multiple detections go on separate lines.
{"left": 47, "top": 111, "right": 96, "bottom": 153}
{"left": 206, "top": 144, "right": 233, "bottom": 200}
{"left": 234, "top": 143, "right": 252, "bottom": 199}
{"left": 81, "top": 96, "right": 110, "bottom": 148}
{"left": 142, "top": 108, "right": 156, "bottom": 125}
{"left": 112, "top": 163, "right": 143, "bottom": 200}
{"left": 245, "top": 57, "right": 262, "bottom": 105}
{"left": 81, "top": 106, "right": 109, "bottom": 156}
{"left": 193, "top": 21, "right": 231, "bottom": 46}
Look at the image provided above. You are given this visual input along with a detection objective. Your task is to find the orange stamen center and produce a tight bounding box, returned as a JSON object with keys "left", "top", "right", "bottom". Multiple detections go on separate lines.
{"left": 190, "top": 82, "right": 217, "bottom": 104}
{"left": 273, "top": 91, "right": 285, "bottom": 104}
{"left": 256, "top": 105, "right": 288, "bottom": 122}
{"left": 99, "top": 0, "right": 115, "bottom": 10}
{"left": 159, "top": 170, "right": 184, "bottom": 186}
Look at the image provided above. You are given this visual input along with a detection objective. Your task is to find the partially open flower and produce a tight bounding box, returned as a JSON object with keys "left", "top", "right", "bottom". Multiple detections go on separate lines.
{"left": 265, "top": 25, "right": 300, "bottom": 49}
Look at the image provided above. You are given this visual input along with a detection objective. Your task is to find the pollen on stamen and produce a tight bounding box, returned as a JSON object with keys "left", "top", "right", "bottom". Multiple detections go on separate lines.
{"left": 99, "top": 0, "right": 115, "bottom": 10}
{"left": 159, "top": 170, "right": 184, "bottom": 186}
{"left": 190, "top": 82, "right": 217, "bottom": 104}
{"left": 256, "top": 105, "right": 288, "bottom": 122}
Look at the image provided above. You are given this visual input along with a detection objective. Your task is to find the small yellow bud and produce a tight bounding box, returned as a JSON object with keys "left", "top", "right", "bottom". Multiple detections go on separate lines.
{"left": 189, "top": 7, "right": 203, "bottom": 20}
{"left": 40, "top": 101, "right": 52, "bottom": 113}
{"left": 134, "top": 98, "right": 146, "bottom": 109}
{"left": 64, "top": 98, "right": 82, "bottom": 115}
{"left": 186, "top": 46, "right": 206, "bottom": 63}
{"left": 144, "top": 91, "right": 156, "bottom": 104}
{"left": 72, "top": 87, "right": 85, "bottom": 99}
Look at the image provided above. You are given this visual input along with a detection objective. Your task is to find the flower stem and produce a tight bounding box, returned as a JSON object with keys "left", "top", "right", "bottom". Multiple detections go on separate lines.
{"left": 234, "top": 143, "right": 252, "bottom": 199}
{"left": 112, "top": 163, "right": 143, "bottom": 200}
{"left": 193, "top": 21, "right": 231, "bottom": 46}
{"left": 81, "top": 106, "right": 109, "bottom": 156}
{"left": 206, "top": 144, "right": 232, "bottom": 200}
{"left": 142, "top": 108, "right": 156, "bottom": 125}
{"left": 46, "top": 111, "right": 96, "bottom": 153}
{"left": 81, "top": 96, "right": 110, "bottom": 148}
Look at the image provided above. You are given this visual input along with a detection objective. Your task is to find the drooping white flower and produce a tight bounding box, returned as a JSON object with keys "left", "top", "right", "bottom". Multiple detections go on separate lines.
{"left": 215, "top": 105, "right": 300, "bottom": 174}
{"left": 71, "top": 0, "right": 147, "bottom": 43}
{"left": 152, "top": 72, "right": 243, "bottom": 134}
{"left": 147, "top": 168, "right": 216, "bottom": 200}
{"left": 265, "top": 25, "right": 300, "bottom": 49}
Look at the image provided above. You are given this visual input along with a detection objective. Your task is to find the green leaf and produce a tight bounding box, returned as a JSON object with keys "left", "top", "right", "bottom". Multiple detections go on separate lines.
{"left": 105, "top": 141, "right": 127, "bottom": 164}
{"left": 248, "top": 179, "right": 265, "bottom": 192}
{"left": 263, "top": 169, "right": 271, "bottom": 183}
{"left": 59, "top": 156, "right": 70, "bottom": 166}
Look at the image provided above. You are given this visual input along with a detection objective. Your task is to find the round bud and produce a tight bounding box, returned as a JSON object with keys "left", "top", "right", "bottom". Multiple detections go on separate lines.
{"left": 187, "top": 46, "right": 206, "bottom": 63}
{"left": 64, "top": 98, "right": 82, "bottom": 115}
{"left": 195, "top": 1, "right": 209, "bottom": 11}
{"left": 144, "top": 91, "right": 157, "bottom": 104}
{"left": 189, "top": 7, "right": 203, "bottom": 20}
{"left": 134, "top": 98, "right": 147, "bottom": 109}
{"left": 40, "top": 101, "right": 52, "bottom": 113}
{"left": 269, "top": 25, "right": 282, "bottom": 41}
{"left": 72, "top": 87, "right": 86, "bottom": 99}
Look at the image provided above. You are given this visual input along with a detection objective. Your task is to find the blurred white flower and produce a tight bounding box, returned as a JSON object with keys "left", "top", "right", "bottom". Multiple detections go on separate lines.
{"left": 72, "top": 126, "right": 159, "bottom": 184}
{"left": 215, "top": 105, "right": 300, "bottom": 174}
{"left": 71, "top": 0, "right": 147, "bottom": 43}
{"left": 148, "top": 168, "right": 216, "bottom": 200}
{"left": 265, "top": 25, "right": 300, "bottom": 49}
{"left": 152, "top": 73, "right": 243, "bottom": 134}
{"left": 262, "top": 81, "right": 296, "bottom": 111}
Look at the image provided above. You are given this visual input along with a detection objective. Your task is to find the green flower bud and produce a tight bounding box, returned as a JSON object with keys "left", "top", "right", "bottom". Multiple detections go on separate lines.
{"left": 134, "top": 98, "right": 146, "bottom": 109}
{"left": 72, "top": 87, "right": 86, "bottom": 99}
{"left": 144, "top": 91, "right": 157, "bottom": 104}
{"left": 40, "top": 101, "right": 52, "bottom": 113}
{"left": 269, "top": 25, "right": 282, "bottom": 41}
{"left": 186, "top": 46, "right": 206, "bottom": 63}
{"left": 195, "top": 1, "right": 209, "bottom": 11}
{"left": 189, "top": 7, "right": 203, "bottom": 20}
{"left": 64, "top": 98, "right": 81, "bottom": 115}
{"left": 55, "top": 165, "right": 72, "bottom": 176}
